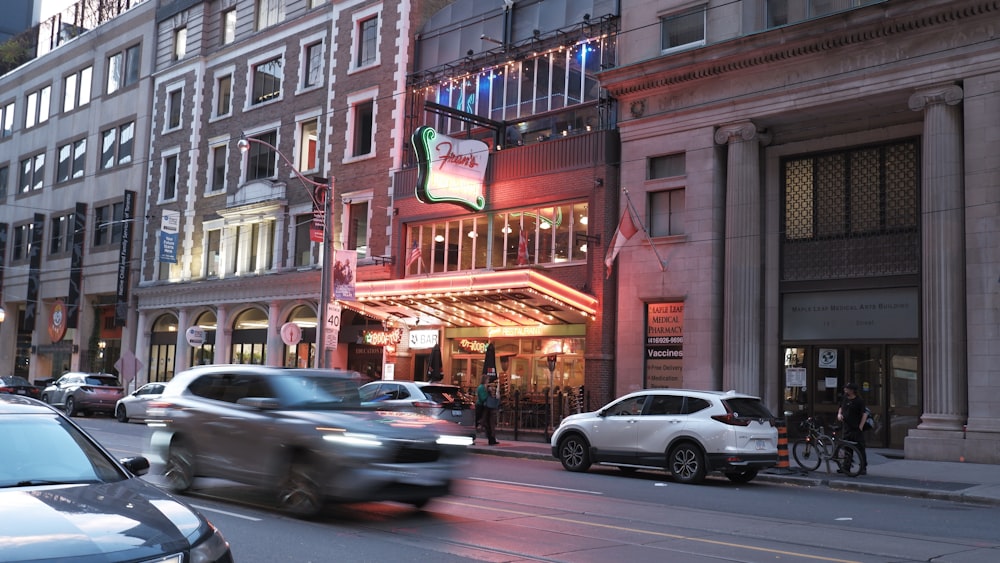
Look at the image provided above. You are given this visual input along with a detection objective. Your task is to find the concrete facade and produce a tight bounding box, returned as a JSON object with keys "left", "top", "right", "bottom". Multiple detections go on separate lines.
{"left": 602, "top": 0, "right": 1000, "bottom": 462}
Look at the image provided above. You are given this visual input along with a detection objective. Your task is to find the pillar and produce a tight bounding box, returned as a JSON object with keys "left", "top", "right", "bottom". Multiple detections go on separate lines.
{"left": 715, "top": 121, "right": 770, "bottom": 395}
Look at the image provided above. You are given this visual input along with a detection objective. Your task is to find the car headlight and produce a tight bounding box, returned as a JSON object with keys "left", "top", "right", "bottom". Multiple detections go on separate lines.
{"left": 189, "top": 523, "right": 231, "bottom": 563}
{"left": 322, "top": 431, "right": 383, "bottom": 448}
{"left": 436, "top": 434, "right": 474, "bottom": 447}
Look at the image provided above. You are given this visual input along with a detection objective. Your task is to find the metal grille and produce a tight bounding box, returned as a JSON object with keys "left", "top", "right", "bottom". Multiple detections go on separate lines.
{"left": 782, "top": 139, "right": 919, "bottom": 281}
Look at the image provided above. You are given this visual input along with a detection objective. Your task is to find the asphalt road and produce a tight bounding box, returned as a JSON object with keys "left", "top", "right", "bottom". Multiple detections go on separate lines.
{"left": 77, "top": 416, "right": 1000, "bottom": 562}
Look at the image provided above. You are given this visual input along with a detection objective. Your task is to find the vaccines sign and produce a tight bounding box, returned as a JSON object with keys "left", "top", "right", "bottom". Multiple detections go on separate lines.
{"left": 646, "top": 302, "right": 684, "bottom": 388}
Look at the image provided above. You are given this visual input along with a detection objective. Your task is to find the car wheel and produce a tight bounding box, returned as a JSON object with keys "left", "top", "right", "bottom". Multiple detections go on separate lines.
{"left": 668, "top": 443, "right": 706, "bottom": 484}
{"left": 724, "top": 470, "right": 758, "bottom": 484}
{"left": 278, "top": 457, "right": 323, "bottom": 518}
{"left": 116, "top": 405, "right": 129, "bottom": 423}
{"left": 163, "top": 440, "right": 195, "bottom": 492}
{"left": 64, "top": 397, "right": 78, "bottom": 417}
{"left": 558, "top": 433, "right": 592, "bottom": 472}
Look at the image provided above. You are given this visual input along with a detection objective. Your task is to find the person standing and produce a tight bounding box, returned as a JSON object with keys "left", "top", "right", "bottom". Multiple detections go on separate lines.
{"left": 837, "top": 382, "right": 868, "bottom": 475}
{"left": 479, "top": 379, "right": 500, "bottom": 445}
{"left": 475, "top": 375, "right": 487, "bottom": 434}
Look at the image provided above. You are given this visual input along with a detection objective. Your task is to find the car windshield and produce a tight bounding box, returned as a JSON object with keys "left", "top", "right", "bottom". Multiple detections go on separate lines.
{"left": 2, "top": 376, "right": 32, "bottom": 386}
{"left": 85, "top": 376, "right": 119, "bottom": 386}
{"left": 0, "top": 413, "right": 127, "bottom": 488}
{"left": 276, "top": 374, "right": 363, "bottom": 409}
{"left": 724, "top": 398, "right": 774, "bottom": 419}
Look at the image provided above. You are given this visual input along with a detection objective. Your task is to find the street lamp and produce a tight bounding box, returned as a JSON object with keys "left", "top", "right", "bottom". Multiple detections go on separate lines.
{"left": 237, "top": 134, "right": 336, "bottom": 369}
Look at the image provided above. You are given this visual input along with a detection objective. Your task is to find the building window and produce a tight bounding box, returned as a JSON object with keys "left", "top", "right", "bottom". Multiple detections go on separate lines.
{"left": 649, "top": 189, "right": 685, "bottom": 237}
{"left": 222, "top": 8, "right": 236, "bottom": 44}
{"left": 256, "top": 0, "right": 285, "bottom": 30}
{"left": 174, "top": 27, "right": 187, "bottom": 60}
{"left": 0, "top": 165, "right": 8, "bottom": 199}
{"left": 12, "top": 223, "right": 33, "bottom": 261}
{"left": 106, "top": 44, "right": 141, "bottom": 94}
{"left": 100, "top": 121, "right": 134, "bottom": 169}
{"left": 94, "top": 202, "right": 125, "bottom": 247}
{"left": 62, "top": 66, "right": 92, "bottom": 113}
{"left": 167, "top": 89, "right": 182, "bottom": 129}
{"left": 298, "top": 118, "right": 318, "bottom": 172}
{"left": 227, "top": 221, "right": 275, "bottom": 275}
{"left": 660, "top": 6, "right": 706, "bottom": 53}
{"left": 162, "top": 154, "right": 178, "bottom": 201}
{"left": 355, "top": 14, "right": 379, "bottom": 68}
{"left": 215, "top": 74, "right": 232, "bottom": 117}
{"left": 303, "top": 41, "right": 323, "bottom": 88}
{"left": 251, "top": 57, "right": 282, "bottom": 105}
{"left": 294, "top": 214, "right": 312, "bottom": 267}
{"left": 347, "top": 201, "right": 369, "bottom": 259}
{"left": 49, "top": 213, "right": 74, "bottom": 255}
{"left": 205, "top": 229, "right": 221, "bottom": 277}
{"left": 25, "top": 86, "right": 51, "bottom": 128}
{"left": 56, "top": 139, "right": 86, "bottom": 183}
{"left": 1, "top": 102, "right": 13, "bottom": 137}
{"left": 648, "top": 153, "right": 685, "bottom": 179}
{"left": 19, "top": 153, "right": 45, "bottom": 193}
{"left": 350, "top": 98, "right": 374, "bottom": 157}
{"left": 766, "top": 0, "right": 789, "bottom": 27}
{"left": 245, "top": 130, "right": 277, "bottom": 180}
{"left": 209, "top": 144, "right": 227, "bottom": 193}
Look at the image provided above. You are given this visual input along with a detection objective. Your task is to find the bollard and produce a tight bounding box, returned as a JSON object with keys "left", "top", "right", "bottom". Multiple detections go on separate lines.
{"left": 776, "top": 421, "right": 789, "bottom": 469}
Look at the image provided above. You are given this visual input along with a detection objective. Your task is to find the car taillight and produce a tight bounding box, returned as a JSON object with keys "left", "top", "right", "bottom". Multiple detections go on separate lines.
{"left": 711, "top": 413, "right": 753, "bottom": 426}
{"left": 412, "top": 401, "right": 442, "bottom": 408}
{"left": 0, "top": 386, "right": 12, "bottom": 393}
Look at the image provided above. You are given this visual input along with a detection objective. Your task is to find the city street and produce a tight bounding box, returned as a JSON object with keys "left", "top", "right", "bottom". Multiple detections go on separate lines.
{"left": 78, "top": 416, "right": 1000, "bottom": 562}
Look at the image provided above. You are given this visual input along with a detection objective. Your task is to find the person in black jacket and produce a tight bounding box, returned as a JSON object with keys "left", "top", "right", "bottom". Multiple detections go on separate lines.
{"left": 837, "top": 382, "right": 868, "bottom": 475}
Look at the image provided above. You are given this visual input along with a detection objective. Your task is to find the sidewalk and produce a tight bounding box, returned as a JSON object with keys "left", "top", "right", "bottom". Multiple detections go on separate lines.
{"left": 469, "top": 433, "right": 1000, "bottom": 506}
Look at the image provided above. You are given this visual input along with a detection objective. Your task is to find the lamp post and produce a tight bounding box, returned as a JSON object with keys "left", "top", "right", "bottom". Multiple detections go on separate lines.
{"left": 237, "top": 134, "right": 336, "bottom": 369}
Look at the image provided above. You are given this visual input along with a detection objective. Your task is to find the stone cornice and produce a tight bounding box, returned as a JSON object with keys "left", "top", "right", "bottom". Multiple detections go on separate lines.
{"left": 134, "top": 269, "right": 321, "bottom": 310}
{"left": 602, "top": 0, "right": 1000, "bottom": 100}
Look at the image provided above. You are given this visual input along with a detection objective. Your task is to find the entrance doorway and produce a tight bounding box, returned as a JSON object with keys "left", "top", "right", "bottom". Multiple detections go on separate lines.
{"left": 781, "top": 344, "right": 920, "bottom": 449}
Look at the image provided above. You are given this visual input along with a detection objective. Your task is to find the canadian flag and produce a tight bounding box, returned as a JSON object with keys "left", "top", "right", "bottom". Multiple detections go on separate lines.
{"left": 604, "top": 207, "right": 639, "bottom": 278}
{"left": 517, "top": 230, "right": 530, "bottom": 265}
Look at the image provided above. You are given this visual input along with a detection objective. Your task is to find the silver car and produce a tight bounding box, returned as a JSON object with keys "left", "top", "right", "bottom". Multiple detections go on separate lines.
{"left": 551, "top": 389, "right": 778, "bottom": 484}
{"left": 41, "top": 372, "right": 123, "bottom": 417}
{"left": 359, "top": 381, "right": 476, "bottom": 428}
{"left": 148, "top": 365, "right": 473, "bottom": 517}
{"left": 115, "top": 382, "right": 166, "bottom": 423}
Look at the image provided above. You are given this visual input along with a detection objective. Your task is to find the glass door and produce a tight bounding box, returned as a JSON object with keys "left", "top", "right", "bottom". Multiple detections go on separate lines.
{"left": 887, "top": 345, "right": 920, "bottom": 449}
{"left": 848, "top": 345, "right": 885, "bottom": 447}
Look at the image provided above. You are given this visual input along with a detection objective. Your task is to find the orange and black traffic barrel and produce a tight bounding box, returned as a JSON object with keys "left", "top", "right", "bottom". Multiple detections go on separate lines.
{"left": 776, "top": 420, "right": 789, "bottom": 469}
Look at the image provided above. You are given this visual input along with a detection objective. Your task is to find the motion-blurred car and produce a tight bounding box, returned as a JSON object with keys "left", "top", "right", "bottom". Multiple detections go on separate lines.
{"left": 41, "top": 372, "right": 124, "bottom": 417}
{"left": 0, "top": 375, "right": 42, "bottom": 400}
{"left": 115, "top": 382, "right": 166, "bottom": 423}
{"left": 359, "top": 380, "right": 476, "bottom": 428}
{"left": 147, "top": 365, "right": 473, "bottom": 517}
{"left": 0, "top": 394, "right": 233, "bottom": 562}
{"left": 551, "top": 389, "right": 778, "bottom": 484}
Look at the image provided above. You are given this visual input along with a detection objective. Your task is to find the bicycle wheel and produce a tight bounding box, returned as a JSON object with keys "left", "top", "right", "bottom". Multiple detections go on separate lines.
{"left": 834, "top": 443, "right": 862, "bottom": 477}
{"left": 791, "top": 439, "right": 822, "bottom": 471}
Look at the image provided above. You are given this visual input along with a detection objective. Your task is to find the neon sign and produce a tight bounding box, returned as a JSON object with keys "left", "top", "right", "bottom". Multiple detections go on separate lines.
{"left": 412, "top": 126, "right": 487, "bottom": 211}
{"left": 363, "top": 328, "right": 403, "bottom": 347}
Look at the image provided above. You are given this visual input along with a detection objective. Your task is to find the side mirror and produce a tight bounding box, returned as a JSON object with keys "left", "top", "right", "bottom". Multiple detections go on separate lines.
{"left": 120, "top": 456, "right": 150, "bottom": 476}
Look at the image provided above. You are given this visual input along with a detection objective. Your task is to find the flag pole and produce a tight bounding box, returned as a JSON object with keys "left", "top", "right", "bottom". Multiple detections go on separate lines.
{"left": 622, "top": 187, "right": 668, "bottom": 271}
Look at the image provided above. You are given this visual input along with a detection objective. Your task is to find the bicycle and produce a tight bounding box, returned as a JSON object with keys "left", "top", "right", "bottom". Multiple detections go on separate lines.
{"left": 791, "top": 417, "right": 863, "bottom": 477}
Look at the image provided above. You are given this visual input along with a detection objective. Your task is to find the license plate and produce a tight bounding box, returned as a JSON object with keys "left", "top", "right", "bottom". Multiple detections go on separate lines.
{"left": 451, "top": 409, "right": 462, "bottom": 417}
{"left": 16, "top": 390, "right": 26, "bottom": 395}
{"left": 755, "top": 439, "right": 766, "bottom": 450}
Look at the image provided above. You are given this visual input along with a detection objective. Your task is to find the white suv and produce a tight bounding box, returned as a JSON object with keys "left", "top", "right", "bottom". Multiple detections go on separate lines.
{"left": 551, "top": 389, "right": 778, "bottom": 484}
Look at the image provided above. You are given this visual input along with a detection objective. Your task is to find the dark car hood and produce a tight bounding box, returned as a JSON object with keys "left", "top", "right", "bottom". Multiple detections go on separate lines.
{"left": 284, "top": 407, "right": 469, "bottom": 438}
{"left": 0, "top": 478, "right": 208, "bottom": 562}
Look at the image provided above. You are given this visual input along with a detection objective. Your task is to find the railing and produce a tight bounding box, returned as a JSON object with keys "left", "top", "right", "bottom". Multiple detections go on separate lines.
{"left": 496, "top": 387, "right": 586, "bottom": 440}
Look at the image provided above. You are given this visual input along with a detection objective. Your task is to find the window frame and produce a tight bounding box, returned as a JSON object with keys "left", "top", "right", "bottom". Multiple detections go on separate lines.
{"left": 100, "top": 121, "right": 135, "bottom": 170}
{"left": 161, "top": 151, "right": 180, "bottom": 202}
{"left": 173, "top": 26, "right": 188, "bottom": 60}
{"left": 93, "top": 201, "right": 125, "bottom": 248}
{"left": 248, "top": 53, "right": 285, "bottom": 107}
{"left": 296, "top": 115, "right": 320, "bottom": 173}
{"left": 243, "top": 128, "right": 279, "bottom": 181}
{"left": 49, "top": 212, "right": 74, "bottom": 256}
{"left": 1, "top": 102, "right": 14, "bottom": 137}
{"left": 56, "top": 138, "right": 87, "bottom": 184}
{"left": 25, "top": 86, "right": 52, "bottom": 129}
{"left": 62, "top": 66, "right": 92, "bottom": 113}
{"left": 106, "top": 44, "right": 141, "bottom": 95}
{"left": 345, "top": 88, "right": 377, "bottom": 161}
{"left": 166, "top": 87, "right": 183, "bottom": 130}
{"left": 213, "top": 71, "right": 233, "bottom": 119}
{"left": 19, "top": 152, "right": 46, "bottom": 193}
{"left": 659, "top": 5, "right": 707, "bottom": 54}
{"left": 352, "top": 9, "right": 381, "bottom": 71}
{"left": 208, "top": 142, "right": 228, "bottom": 194}
{"left": 221, "top": 8, "right": 236, "bottom": 45}
{"left": 256, "top": 0, "right": 286, "bottom": 31}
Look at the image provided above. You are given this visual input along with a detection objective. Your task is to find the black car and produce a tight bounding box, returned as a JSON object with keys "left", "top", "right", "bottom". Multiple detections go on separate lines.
{"left": 0, "top": 375, "right": 41, "bottom": 400}
{"left": 0, "top": 394, "right": 233, "bottom": 562}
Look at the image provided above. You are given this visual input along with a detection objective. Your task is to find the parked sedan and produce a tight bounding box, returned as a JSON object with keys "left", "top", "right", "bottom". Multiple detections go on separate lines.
{"left": 42, "top": 372, "right": 124, "bottom": 417}
{"left": 359, "top": 380, "right": 476, "bottom": 428}
{"left": 0, "top": 375, "right": 42, "bottom": 400}
{"left": 115, "top": 382, "right": 165, "bottom": 423}
{"left": 0, "top": 394, "right": 233, "bottom": 562}
{"left": 147, "top": 365, "right": 474, "bottom": 517}
{"left": 551, "top": 389, "right": 778, "bottom": 484}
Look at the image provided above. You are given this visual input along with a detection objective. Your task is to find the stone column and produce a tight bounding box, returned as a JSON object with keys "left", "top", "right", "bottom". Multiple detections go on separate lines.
{"left": 215, "top": 305, "right": 230, "bottom": 364}
{"left": 908, "top": 84, "right": 968, "bottom": 433}
{"left": 266, "top": 300, "right": 282, "bottom": 367}
{"left": 174, "top": 308, "right": 190, "bottom": 374}
{"left": 133, "top": 311, "right": 150, "bottom": 386}
{"left": 715, "top": 121, "right": 770, "bottom": 395}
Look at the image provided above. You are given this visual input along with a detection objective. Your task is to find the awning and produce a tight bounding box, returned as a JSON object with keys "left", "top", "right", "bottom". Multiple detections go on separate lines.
{"left": 344, "top": 270, "right": 598, "bottom": 328}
